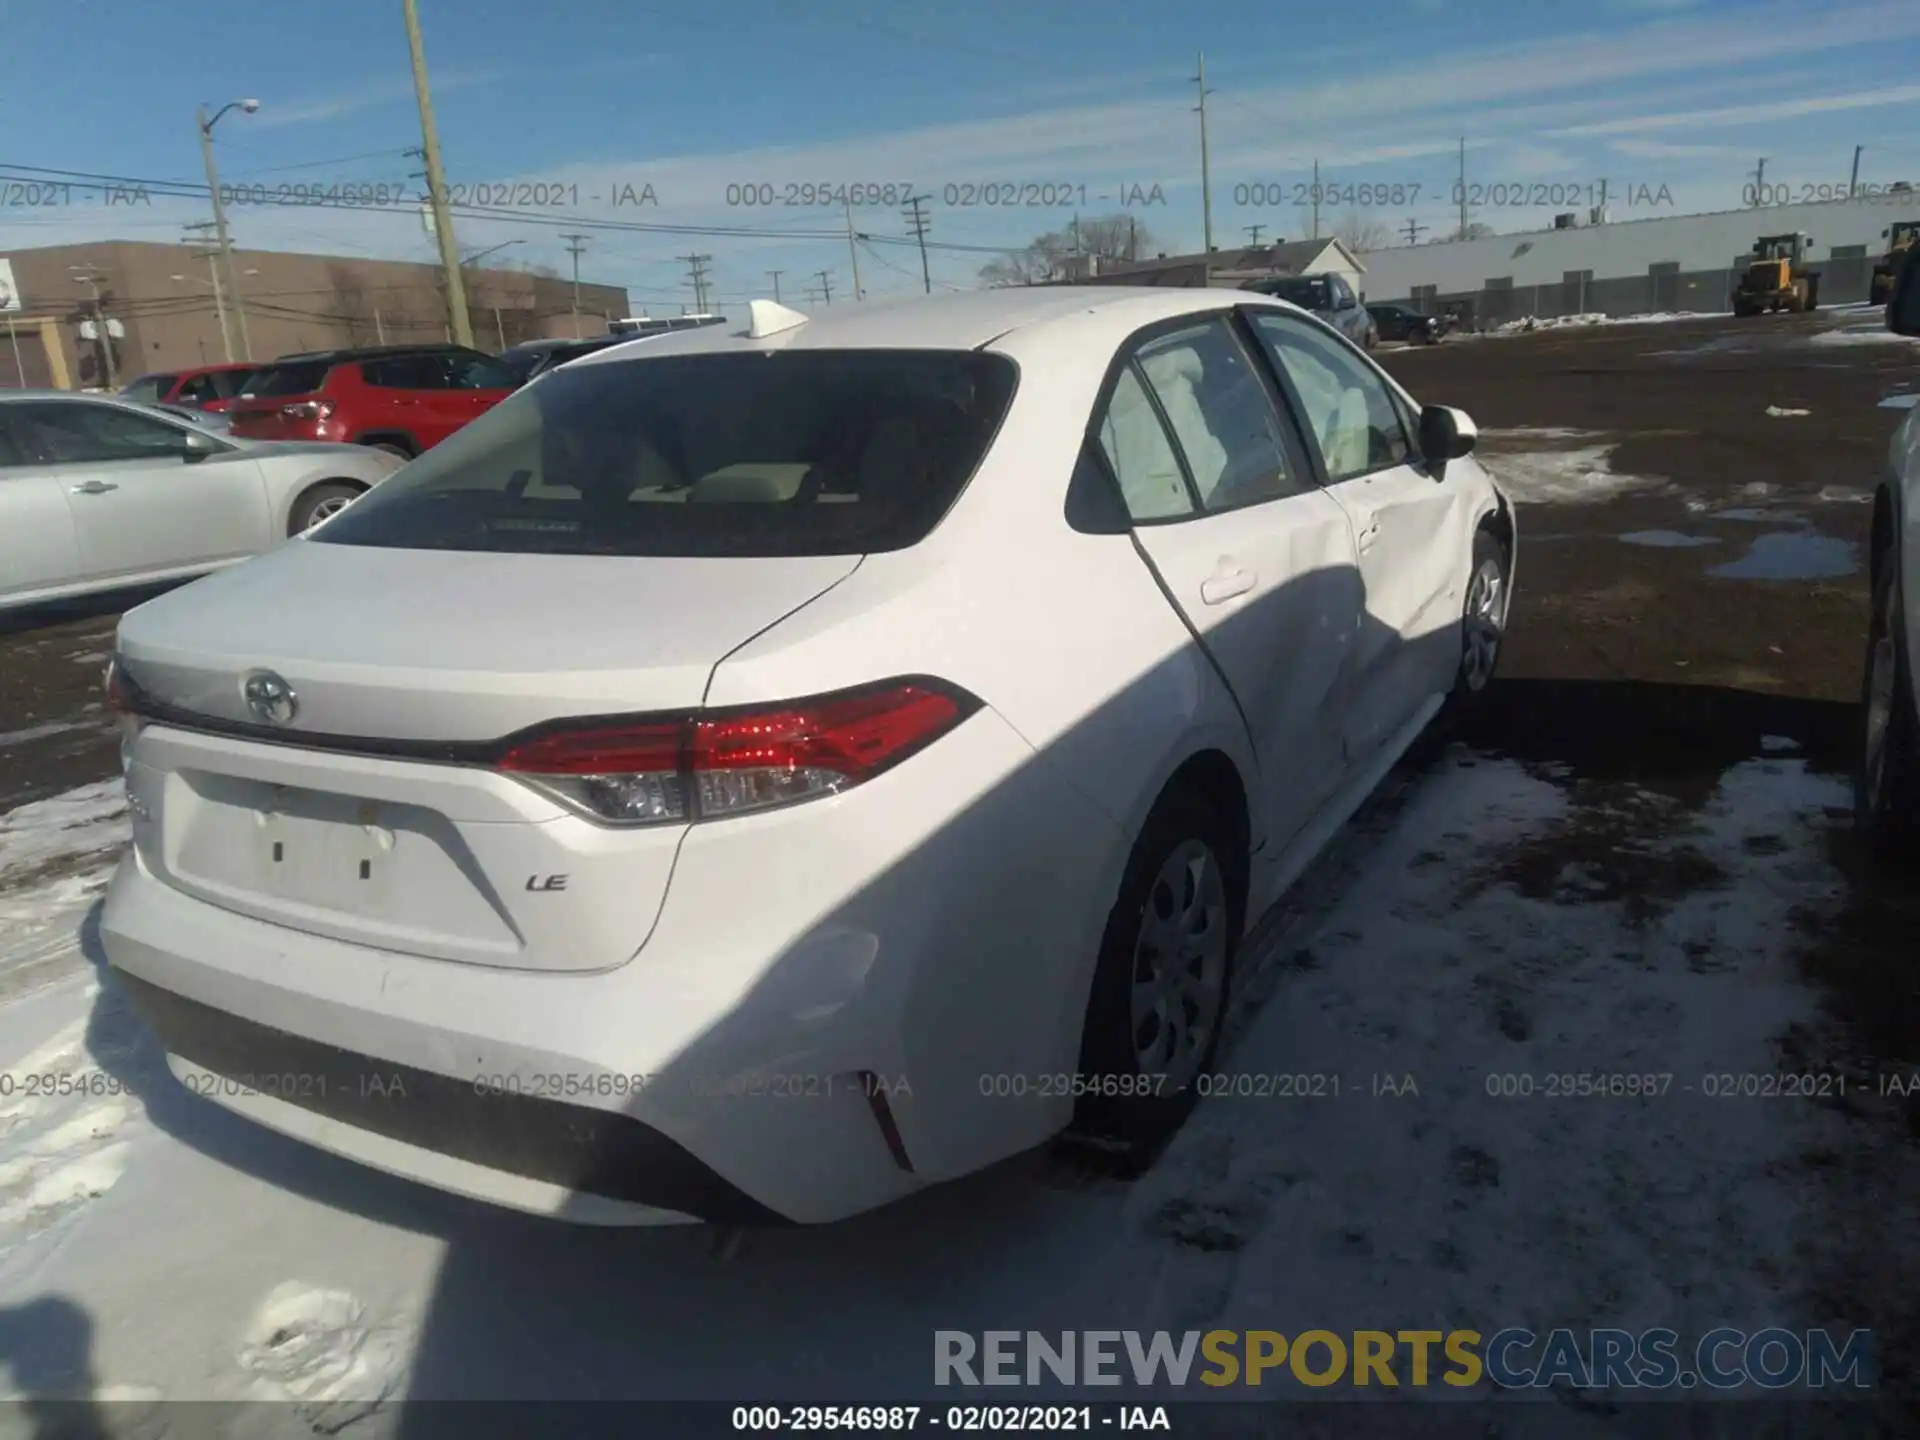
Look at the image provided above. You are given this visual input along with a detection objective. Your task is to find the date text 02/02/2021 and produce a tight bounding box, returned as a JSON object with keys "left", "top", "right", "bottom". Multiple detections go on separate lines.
{"left": 730, "top": 1405, "right": 1171, "bottom": 1433}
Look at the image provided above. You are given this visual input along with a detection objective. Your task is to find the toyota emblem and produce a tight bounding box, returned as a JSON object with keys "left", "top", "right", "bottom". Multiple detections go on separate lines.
{"left": 241, "top": 670, "right": 298, "bottom": 727}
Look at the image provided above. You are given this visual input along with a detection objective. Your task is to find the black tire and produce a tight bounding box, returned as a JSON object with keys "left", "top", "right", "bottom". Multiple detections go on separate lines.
{"left": 365, "top": 441, "right": 413, "bottom": 460}
{"left": 288, "top": 482, "right": 364, "bottom": 536}
{"left": 1447, "top": 528, "right": 1509, "bottom": 709}
{"left": 1856, "top": 553, "right": 1920, "bottom": 850}
{"left": 1069, "top": 783, "right": 1245, "bottom": 1160}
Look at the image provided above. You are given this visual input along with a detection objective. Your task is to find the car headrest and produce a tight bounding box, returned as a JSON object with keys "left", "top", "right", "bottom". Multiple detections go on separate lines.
{"left": 688, "top": 465, "right": 810, "bottom": 503}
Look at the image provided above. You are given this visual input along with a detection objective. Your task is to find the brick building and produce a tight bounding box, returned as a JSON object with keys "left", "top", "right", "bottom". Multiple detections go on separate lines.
{"left": 0, "top": 240, "right": 629, "bottom": 389}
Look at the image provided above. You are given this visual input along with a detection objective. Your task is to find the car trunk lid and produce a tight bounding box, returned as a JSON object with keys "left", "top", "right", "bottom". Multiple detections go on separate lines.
{"left": 115, "top": 543, "right": 861, "bottom": 971}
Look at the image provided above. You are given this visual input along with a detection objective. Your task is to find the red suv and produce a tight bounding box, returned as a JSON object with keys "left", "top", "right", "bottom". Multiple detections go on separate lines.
{"left": 227, "top": 344, "right": 520, "bottom": 457}
{"left": 119, "top": 362, "right": 259, "bottom": 412}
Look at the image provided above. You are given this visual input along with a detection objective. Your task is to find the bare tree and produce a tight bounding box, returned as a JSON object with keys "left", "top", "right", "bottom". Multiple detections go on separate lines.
{"left": 1332, "top": 213, "right": 1392, "bottom": 253}
{"left": 327, "top": 265, "right": 375, "bottom": 345}
{"left": 979, "top": 213, "right": 1158, "bottom": 286}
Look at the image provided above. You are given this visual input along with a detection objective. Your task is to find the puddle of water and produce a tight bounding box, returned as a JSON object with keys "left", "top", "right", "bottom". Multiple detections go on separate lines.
{"left": 1713, "top": 507, "right": 1804, "bottom": 524}
{"left": 1620, "top": 531, "right": 1720, "bottom": 549}
{"left": 1708, "top": 531, "right": 1859, "bottom": 581}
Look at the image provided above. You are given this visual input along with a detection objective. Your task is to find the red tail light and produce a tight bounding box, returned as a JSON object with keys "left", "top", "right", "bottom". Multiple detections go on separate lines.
{"left": 279, "top": 400, "right": 335, "bottom": 421}
{"left": 494, "top": 680, "right": 978, "bottom": 826}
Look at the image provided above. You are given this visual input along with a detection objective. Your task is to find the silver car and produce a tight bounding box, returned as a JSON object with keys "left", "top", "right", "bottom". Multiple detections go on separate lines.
{"left": 0, "top": 390, "right": 403, "bottom": 612}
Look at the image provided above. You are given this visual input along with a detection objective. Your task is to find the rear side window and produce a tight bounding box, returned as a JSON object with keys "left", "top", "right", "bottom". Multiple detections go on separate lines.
{"left": 311, "top": 350, "right": 1019, "bottom": 557}
{"left": 243, "top": 362, "right": 331, "bottom": 397}
{"left": 364, "top": 355, "right": 449, "bottom": 389}
{"left": 212, "top": 369, "right": 256, "bottom": 398}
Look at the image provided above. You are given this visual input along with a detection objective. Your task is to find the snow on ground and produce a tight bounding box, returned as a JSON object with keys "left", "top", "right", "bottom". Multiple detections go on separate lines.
{"left": 1473, "top": 435, "right": 1665, "bottom": 505}
{"left": 0, "top": 749, "right": 1868, "bottom": 1423}
{"left": 1808, "top": 325, "right": 1920, "bottom": 348}
{"left": 1489, "top": 311, "right": 1721, "bottom": 336}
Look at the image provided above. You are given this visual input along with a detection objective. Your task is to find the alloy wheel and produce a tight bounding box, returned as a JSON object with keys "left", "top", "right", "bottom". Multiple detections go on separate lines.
{"left": 1128, "top": 839, "right": 1229, "bottom": 1089}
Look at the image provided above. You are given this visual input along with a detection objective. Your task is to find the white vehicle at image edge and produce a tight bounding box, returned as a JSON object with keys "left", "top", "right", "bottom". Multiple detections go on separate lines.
{"left": 1859, "top": 244, "right": 1920, "bottom": 844}
{"left": 97, "top": 287, "right": 1515, "bottom": 1227}
{"left": 0, "top": 390, "right": 403, "bottom": 612}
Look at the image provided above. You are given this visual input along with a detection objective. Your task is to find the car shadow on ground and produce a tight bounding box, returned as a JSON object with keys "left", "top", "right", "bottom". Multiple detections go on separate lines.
{"left": 60, "top": 639, "right": 1920, "bottom": 1418}
{"left": 0, "top": 583, "right": 191, "bottom": 640}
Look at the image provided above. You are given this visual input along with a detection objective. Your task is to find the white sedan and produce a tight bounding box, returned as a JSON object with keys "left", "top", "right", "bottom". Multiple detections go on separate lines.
{"left": 0, "top": 390, "right": 402, "bottom": 612}
{"left": 98, "top": 287, "right": 1515, "bottom": 1226}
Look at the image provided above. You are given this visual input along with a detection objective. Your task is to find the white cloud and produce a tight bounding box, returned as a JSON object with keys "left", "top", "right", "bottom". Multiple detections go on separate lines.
{"left": 1551, "top": 82, "right": 1920, "bottom": 136}
{"left": 250, "top": 69, "right": 503, "bottom": 128}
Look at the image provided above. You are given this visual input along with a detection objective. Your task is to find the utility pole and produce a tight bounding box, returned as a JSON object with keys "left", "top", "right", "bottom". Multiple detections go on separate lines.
{"left": 815, "top": 269, "right": 833, "bottom": 305}
{"left": 69, "top": 267, "right": 116, "bottom": 388}
{"left": 196, "top": 101, "right": 256, "bottom": 361}
{"left": 1129, "top": 214, "right": 1138, "bottom": 261}
{"left": 1402, "top": 216, "right": 1427, "bottom": 246}
{"left": 1457, "top": 136, "right": 1468, "bottom": 240}
{"left": 1311, "top": 158, "right": 1322, "bottom": 241}
{"left": 680, "top": 254, "right": 712, "bottom": 312}
{"left": 1193, "top": 52, "right": 1215, "bottom": 253}
{"left": 403, "top": 0, "right": 473, "bottom": 347}
{"left": 1850, "top": 145, "right": 1864, "bottom": 198}
{"left": 183, "top": 220, "right": 233, "bottom": 363}
{"left": 767, "top": 269, "right": 784, "bottom": 303}
{"left": 904, "top": 194, "right": 933, "bottom": 293}
{"left": 1245, "top": 224, "right": 1265, "bottom": 247}
{"left": 843, "top": 197, "right": 865, "bottom": 301}
{"left": 1752, "top": 156, "right": 1768, "bottom": 205}
{"left": 561, "top": 233, "right": 591, "bottom": 337}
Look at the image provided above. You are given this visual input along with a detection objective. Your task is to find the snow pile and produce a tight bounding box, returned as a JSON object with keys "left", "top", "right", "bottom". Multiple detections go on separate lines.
{"left": 1808, "top": 326, "right": 1920, "bottom": 348}
{"left": 1492, "top": 311, "right": 1717, "bottom": 334}
{"left": 0, "top": 779, "right": 128, "bottom": 891}
{"left": 1765, "top": 405, "right": 1810, "bottom": 417}
{"left": 235, "top": 1282, "right": 403, "bottom": 1426}
{"left": 1475, "top": 440, "right": 1663, "bottom": 505}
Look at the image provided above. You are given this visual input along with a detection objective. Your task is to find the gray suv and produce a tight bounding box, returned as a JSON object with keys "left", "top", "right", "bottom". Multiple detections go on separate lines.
{"left": 1240, "top": 272, "right": 1377, "bottom": 349}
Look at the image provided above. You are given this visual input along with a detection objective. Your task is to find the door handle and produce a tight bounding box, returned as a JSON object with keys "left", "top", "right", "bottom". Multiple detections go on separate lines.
{"left": 1356, "top": 519, "right": 1382, "bottom": 553}
{"left": 1200, "top": 565, "right": 1257, "bottom": 605}
{"left": 69, "top": 480, "right": 119, "bottom": 494}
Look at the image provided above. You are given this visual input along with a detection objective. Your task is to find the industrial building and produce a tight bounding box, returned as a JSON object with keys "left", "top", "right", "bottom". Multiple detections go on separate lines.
{"left": 0, "top": 240, "right": 629, "bottom": 389}
{"left": 1344, "top": 194, "right": 1920, "bottom": 322}
{"left": 1055, "top": 237, "right": 1368, "bottom": 295}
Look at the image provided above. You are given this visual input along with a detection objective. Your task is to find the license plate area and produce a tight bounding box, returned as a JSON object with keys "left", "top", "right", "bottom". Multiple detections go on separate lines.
{"left": 162, "top": 769, "right": 521, "bottom": 955}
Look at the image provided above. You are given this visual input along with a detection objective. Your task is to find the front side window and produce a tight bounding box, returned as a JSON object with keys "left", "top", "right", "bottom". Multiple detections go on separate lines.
{"left": 1249, "top": 312, "right": 1412, "bottom": 481}
{"left": 120, "top": 374, "right": 176, "bottom": 406}
{"left": 1132, "top": 319, "right": 1304, "bottom": 510}
{"left": 174, "top": 374, "right": 219, "bottom": 404}
{"left": 311, "top": 349, "right": 1018, "bottom": 557}
{"left": 10, "top": 401, "right": 193, "bottom": 464}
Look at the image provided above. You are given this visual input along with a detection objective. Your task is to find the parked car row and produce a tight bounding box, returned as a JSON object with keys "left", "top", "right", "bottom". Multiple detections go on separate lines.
{"left": 94, "top": 285, "right": 1519, "bottom": 1229}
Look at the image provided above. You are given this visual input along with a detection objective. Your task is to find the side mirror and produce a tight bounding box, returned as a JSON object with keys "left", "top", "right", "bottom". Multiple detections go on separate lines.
{"left": 1419, "top": 405, "right": 1478, "bottom": 466}
{"left": 180, "top": 429, "right": 221, "bottom": 462}
{"left": 1890, "top": 248, "right": 1920, "bottom": 337}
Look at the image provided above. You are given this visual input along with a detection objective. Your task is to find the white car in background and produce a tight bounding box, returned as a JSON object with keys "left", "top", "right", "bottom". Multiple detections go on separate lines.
{"left": 99, "top": 287, "right": 1515, "bottom": 1227}
{"left": 1859, "top": 245, "right": 1920, "bottom": 843}
{"left": 0, "top": 391, "right": 402, "bottom": 613}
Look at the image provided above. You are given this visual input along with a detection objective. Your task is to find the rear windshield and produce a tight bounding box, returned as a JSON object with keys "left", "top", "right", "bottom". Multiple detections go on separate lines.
{"left": 241, "top": 362, "right": 332, "bottom": 398}
{"left": 311, "top": 349, "right": 1019, "bottom": 557}
{"left": 1260, "top": 277, "right": 1332, "bottom": 308}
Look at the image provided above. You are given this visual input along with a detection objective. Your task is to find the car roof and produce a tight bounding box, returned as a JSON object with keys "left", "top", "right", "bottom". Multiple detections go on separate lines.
{"left": 503, "top": 336, "right": 618, "bottom": 354}
{"left": 264, "top": 343, "right": 485, "bottom": 365}
{"left": 0, "top": 389, "right": 202, "bottom": 415}
{"left": 566, "top": 287, "right": 1312, "bottom": 364}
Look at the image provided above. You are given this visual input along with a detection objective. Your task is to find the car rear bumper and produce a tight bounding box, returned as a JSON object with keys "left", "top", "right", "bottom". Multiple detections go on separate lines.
{"left": 99, "top": 703, "right": 1129, "bottom": 1225}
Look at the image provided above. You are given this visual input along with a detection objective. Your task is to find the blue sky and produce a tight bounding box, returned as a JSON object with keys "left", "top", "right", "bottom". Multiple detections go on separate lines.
{"left": 3, "top": 0, "right": 1918, "bottom": 312}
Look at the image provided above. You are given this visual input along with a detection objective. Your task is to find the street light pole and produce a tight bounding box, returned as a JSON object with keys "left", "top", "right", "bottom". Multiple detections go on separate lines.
{"left": 404, "top": 0, "right": 473, "bottom": 348}
{"left": 197, "top": 99, "right": 258, "bottom": 361}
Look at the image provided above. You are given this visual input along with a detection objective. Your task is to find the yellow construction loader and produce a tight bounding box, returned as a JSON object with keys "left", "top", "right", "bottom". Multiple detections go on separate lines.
{"left": 1732, "top": 233, "right": 1820, "bottom": 316}
{"left": 1871, "top": 221, "right": 1920, "bottom": 307}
